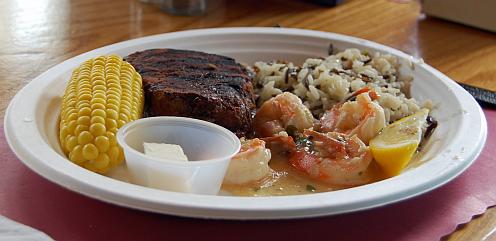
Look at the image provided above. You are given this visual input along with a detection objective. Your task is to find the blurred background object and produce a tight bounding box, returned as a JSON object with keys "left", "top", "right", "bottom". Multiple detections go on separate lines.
{"left": 159, "top": 0, "right": 207, "bottom": 16}
{"left": 309, "top": 0, "right": 344, "bottom": 6}
{"left": 423, "top": 0, "right": 496, "bottom": 32}
{"left": 147, "top": 0, "right": 344, "bottom": 16}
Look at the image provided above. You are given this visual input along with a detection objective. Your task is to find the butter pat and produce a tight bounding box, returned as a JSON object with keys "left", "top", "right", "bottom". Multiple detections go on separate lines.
{"left": 143, "top": 142, "right": 189, "bottom": 161}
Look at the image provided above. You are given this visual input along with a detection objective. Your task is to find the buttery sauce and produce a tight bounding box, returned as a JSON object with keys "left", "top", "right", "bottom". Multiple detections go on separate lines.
{"left": 221, "top": 151, "right": 388, "bottom": 196}
{"left": 406, "top": 137, "right": 439, "bottom": 169}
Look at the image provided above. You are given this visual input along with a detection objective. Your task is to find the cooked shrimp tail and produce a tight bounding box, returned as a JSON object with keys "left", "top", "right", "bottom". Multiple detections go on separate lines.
{"left": 223, "top": 138, "right": 272, "bottom": 185}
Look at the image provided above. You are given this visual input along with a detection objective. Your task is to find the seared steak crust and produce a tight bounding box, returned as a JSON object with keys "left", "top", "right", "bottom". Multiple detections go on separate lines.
{"left": 125, "top": 49, "right": 255, "bottom": 137}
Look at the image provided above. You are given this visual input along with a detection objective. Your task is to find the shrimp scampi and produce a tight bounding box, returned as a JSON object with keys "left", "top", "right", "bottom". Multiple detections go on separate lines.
{"left": 254, "top": 92, "right": 314, "bottom": 137}
{"left": 289, "top": 130, "right": 373, "bottom": 186}
{"left": 318, "top": 91, "right": 386, "bottom": 144}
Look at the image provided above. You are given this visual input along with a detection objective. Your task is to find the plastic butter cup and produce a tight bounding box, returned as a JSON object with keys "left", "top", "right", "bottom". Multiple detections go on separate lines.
{"left": 116, "top": 117, "right": 241, "bottom": 195}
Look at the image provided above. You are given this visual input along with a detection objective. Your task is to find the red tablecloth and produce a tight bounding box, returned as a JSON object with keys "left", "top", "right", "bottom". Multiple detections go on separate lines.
{"left": 1, "top": 107, "right": 494, "bottom": 241}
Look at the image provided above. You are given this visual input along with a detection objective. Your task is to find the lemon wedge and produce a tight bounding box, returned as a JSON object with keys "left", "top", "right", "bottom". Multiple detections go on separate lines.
{"left": 369, "top": 109, "right": 429, "bottom": 177}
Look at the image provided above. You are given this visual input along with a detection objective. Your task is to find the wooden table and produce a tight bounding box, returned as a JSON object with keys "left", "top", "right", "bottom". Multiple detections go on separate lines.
{"left": 0, "top": 0, "right": 495, "bottom": 240}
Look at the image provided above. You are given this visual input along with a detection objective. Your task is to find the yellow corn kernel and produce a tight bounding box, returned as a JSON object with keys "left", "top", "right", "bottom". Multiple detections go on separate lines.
{"left": 93, "top": 93, "right": 106, "bottom": 100}
{"left": 78, "top": 131, "right": 93, "bottom": 145}
{"left": 75, "top": 125, "right": 89, "bottom": 137}
{"left": 77, "top": 116, "right": 90, "bottom": 126}
{"left": 66, "top": 120, "right": 77, "bottom": 134}
{"left": 105, "top": 118, "right": 117, "bottom": 130}
{"left": 107, "top": 103, "right": 120, "bottom": 112}
{"left": 78, "top": 107, "right": 91, "bottom": 116}
{"left": 70, "top": 145, "right": 85, "bottom": 165}
{"left": 59, "top": 55, "right": 144, "bottom": 174}
{"left": 95, "top": 153, "right": 110, "bottom": 169}
{"left": 67, "top": 112, "right": 78, "bottom": 121}
{"left": 95, "top": 136, "right": 110, "bottom": 153}
{"left": 90, "top": 123, "right": 106, "bottom": 137}
{"left": 91, "top": 103, "right": 106, "bottom": 110}
{"left": 91, "top": 109, "right": 106, "bottom": 118}
{"left": 108, "top": 146, "right": 120, "bottom": 165}
{"left": 65, "top": 136, "right": 78, "bottom": 151}
{"left": 82, "top": 143, "right": 99, "bottom": 160}
{"left": 78, "top": 93, "right": 92, "bottom": 101}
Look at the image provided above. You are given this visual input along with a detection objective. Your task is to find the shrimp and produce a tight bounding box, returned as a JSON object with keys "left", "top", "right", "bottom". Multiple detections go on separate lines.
{"left": 289, "top": 130, "right": 373, "bottom": 186}
{"left": 318, "top": 91, "right": 386, "bottom": 144}
{"left": 223, "top": 138, "right": 272, "bottom": 185}
{"left": 254, "top": 92, "right": 314, "bottom": 137}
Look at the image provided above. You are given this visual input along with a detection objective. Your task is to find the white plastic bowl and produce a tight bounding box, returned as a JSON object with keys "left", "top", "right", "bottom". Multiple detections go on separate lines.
{"left": 117, "top": 117, "right": 241, "bottom": 195}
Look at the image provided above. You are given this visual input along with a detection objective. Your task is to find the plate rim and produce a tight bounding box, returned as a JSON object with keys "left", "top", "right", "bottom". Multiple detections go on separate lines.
{"left": 3, "top": 27, "right": 488, "bottom": 219}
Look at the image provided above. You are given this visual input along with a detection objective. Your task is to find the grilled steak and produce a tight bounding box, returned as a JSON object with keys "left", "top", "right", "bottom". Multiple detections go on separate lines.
{"left": 125, "top": 49, "right": 255, "bottom": 137}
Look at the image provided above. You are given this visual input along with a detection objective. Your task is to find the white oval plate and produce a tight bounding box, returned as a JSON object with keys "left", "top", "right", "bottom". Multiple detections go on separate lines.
{"left": 4, "top": 28, "right": 487, "bottom": 219}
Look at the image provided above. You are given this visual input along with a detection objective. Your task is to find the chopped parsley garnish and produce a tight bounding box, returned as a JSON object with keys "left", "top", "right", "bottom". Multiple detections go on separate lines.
{"left": 296, "top": 136, "right": 315, "bottom": 153}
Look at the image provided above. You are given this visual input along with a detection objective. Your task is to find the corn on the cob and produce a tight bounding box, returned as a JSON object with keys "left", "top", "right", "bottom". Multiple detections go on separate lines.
{"left": 59, "top": 55, "right": 144, "bottom": 174}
